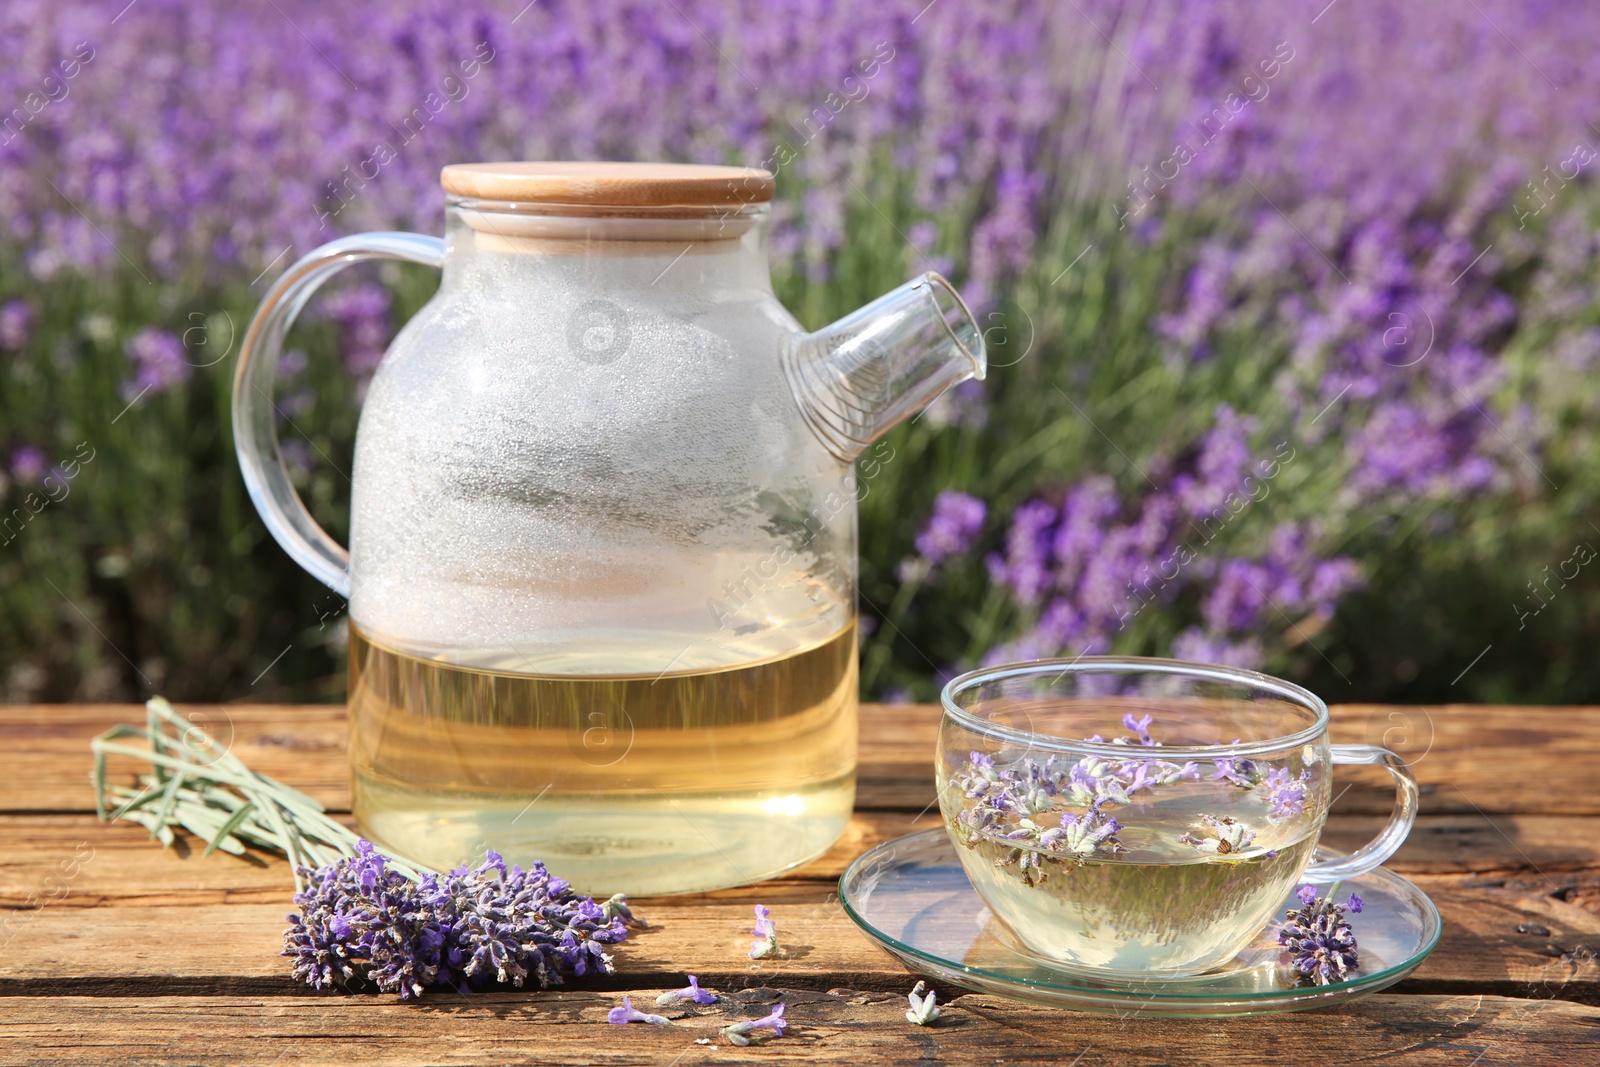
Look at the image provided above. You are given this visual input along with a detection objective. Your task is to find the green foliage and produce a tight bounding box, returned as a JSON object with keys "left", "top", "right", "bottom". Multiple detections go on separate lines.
{"left": 4, "top": 182, "right": 1600, "bottom": 704}
{"left": 0, "top": 260, "right": 435, "bottom": 701}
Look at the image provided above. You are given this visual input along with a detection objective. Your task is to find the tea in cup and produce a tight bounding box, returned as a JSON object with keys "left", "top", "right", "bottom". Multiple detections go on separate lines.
{"left": 936, "top": 658, "right": 1417, "bottom": 976}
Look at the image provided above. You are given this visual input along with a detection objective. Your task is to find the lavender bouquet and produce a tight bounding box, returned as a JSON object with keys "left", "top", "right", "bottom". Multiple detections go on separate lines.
{"left": 93, "top": 697, "right": 635, "bottom": 997}
{"left": 284, "top": 842, "right": 628, "bottom": 998}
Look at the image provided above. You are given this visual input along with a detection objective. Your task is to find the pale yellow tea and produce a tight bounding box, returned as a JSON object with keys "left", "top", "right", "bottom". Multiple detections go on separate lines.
{"left": 348, "top": 622, "right": 857, "bottom": 896}
{"left": 955, "top": 786, "right": 1319, "bottom": 974}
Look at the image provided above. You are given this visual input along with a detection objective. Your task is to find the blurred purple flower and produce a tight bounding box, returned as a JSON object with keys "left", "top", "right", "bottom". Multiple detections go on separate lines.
{"left": 279, "top": 439, "right": 315, "bottom": 478}
{"left": 1172, "top": 405, "right": 1255, "bottom": 519}
{"left": 913, "top": 490, "right": 986, "bottom": 568}
{"left": 1308, "top": 559, "right": 1363, "bottom": 616}
{"left": 0, "top": 300, "right": 31, "bottom": 350}
{"left": 317, "top": 284, "right": 392, "bottom": 385}
{"left": 10, "top": 446, "right": 46, "bottom": 483}
{"left": 0, "top": 0, "right": 1591, "bottom": 324}
{"left": 986, "top": 499, "right": 1057, "bottom": 605}
{"left": 0, "top": 0, "right": 1591, "bottom": 693}
{"left": 920, "top": 379, "right": 989, "bottom": 429}
{"left": 1201, "top": 560, "right": 1274, "bottom": 633}
{"left": 123, "top": 328, "right": 191, "bottom": 398}
{"left": 279, "top": 348, "right": 309, "bottom": 377}
{"left": 1171, "top": 627, "right": 1265, "bottom": 669}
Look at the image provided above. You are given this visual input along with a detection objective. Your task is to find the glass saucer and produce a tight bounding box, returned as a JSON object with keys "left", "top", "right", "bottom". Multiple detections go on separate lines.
{"left": 838, "top": 828, "right": 1441, "bottom": 1017}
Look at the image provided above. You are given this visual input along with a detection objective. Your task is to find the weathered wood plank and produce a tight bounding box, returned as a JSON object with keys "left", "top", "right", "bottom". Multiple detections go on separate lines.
{"left": 3, "top": 702, "right": 1598, "bottom": 1062}
{"left": 5, "top": 705, "right": 347, "bottom": 813}
{"left": 0, "top": 991, "right": 1594, "bottom": 1066}
{"left": 856, "top": 703, "right": 1600, "bottom": 815}
{"left": 1, "top": 872, "right": 1596, "bottom": 1001}
{"left": 8, "top": 703, "right": 1598, "bottom": 816}
{"left": 2, "top": 810, "right": 1597, "bottom": 914}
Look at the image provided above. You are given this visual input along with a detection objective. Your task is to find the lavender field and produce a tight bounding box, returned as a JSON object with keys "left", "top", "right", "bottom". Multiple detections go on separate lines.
{"left": 1, "top": 0, "right": 1597, "bottom": 704}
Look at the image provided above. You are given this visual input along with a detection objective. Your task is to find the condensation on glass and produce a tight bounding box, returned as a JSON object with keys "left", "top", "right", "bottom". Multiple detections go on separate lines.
{"left": 234, "top": 162, "right": 986, "bottom": 894}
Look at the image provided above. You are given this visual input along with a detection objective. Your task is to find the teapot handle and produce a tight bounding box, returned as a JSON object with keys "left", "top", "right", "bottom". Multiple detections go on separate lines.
{"left": 232, "top": 232, "right": 444, "bottom": 597}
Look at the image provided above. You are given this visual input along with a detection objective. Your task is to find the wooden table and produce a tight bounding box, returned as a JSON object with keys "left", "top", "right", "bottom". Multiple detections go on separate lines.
{"left": 1, "top": 702, "right": 1597, "bottom": 1065}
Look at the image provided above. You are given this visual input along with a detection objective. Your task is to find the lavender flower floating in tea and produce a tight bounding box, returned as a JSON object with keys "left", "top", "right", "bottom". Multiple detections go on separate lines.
{"left": 942, "top": 713, "right": 1328, "bottom": 973}
{"left": 90, "top": 698, "right": 638, "bottom": 998}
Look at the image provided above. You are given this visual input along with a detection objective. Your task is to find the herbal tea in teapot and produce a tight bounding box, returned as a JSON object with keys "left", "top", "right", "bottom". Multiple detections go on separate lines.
{"left": 347, "top": 622, "right": 858, "bottom": 895}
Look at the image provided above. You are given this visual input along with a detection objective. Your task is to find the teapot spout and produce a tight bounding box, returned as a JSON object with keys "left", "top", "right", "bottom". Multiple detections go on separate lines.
{"left": 784, "top": 272, "right": 986, "bottom": 462}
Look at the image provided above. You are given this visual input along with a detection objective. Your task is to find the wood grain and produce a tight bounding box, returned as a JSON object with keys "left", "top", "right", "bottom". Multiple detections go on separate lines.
{"left": 0, "top": 991, "right": 1595, "bottom": 1066}
{"left": 3, "top": 702, "right": 1599, "bottom": 1063}
{"left": 11, "top": 703, "right": 1598, "bottom": 815}
{"left": 2, "top": 887, "right": 1596, "bottom": 1001}
{"left": 856, "top": 703, "right": 1600, "bottom": 815}
{"left": 438, "top": 161, "right": 776, "bottom": 205}
{"left": 6, "top": 704, "right": 347, "bottom": 813}
{"left": 2, "top": 810, "right": 1597, "bottom": 910}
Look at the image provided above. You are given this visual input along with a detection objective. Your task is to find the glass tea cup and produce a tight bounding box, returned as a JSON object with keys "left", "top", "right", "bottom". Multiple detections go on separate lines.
{"left": 936, "top": 657, "right": 1418, "bottom": 977}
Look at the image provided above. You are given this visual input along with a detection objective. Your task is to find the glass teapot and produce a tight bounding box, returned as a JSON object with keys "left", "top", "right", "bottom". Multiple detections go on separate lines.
{"left": 234, "top": 162, "right": 986, "bottom": 895}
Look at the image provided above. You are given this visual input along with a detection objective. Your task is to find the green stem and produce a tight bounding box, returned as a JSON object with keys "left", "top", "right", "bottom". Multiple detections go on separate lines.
{"left": 92, "top": 697, "right": 427, "bottom": 891}
{"left": 862, "top": 572, "right": 924, "bottom": 693}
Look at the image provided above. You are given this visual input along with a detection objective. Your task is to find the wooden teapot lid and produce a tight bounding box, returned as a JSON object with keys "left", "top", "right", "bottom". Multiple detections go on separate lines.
{"left": 440, "top": 161, "right": 775, "bottom": 207}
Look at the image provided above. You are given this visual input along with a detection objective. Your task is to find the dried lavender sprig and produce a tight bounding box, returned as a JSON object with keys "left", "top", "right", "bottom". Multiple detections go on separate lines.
{"left": 94, "top": 698, "right": 637, "bottom": 999}
{"left": 952, "top": 750, "right": 1190, "bottom": 837}
{"left": 1277, "top": 883, "right": 1361, "bottom": 985}
{"left": 601, "top": 894, "right": 644, "bottom": 927}
{"left": 1041, "top": 803, "right": 1125, "bottom": 857}
{"left": 90, "top": 698, "right": 420, "bottom": 890}
{"left": 285, "top": 842, "right": 630, "bottom": 999}
{"left": 1214, "top": 752, "right": 1316, "bottom": 822}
